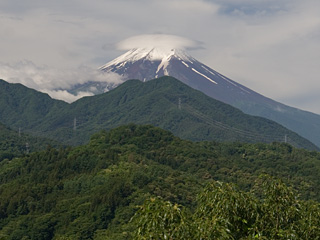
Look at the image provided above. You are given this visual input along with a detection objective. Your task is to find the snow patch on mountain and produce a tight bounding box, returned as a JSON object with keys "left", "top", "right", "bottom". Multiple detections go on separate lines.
{"left": 191, "top": 68, "right": 217, "bottom": 84}
{"left": 181, "top": 61, "right": 189, "bottom": 68}
{"left": 156, "top": 51, "right": 173, "bottom": 74}
{"left": 201, "top": 65, "right": 216, "bottom": 76}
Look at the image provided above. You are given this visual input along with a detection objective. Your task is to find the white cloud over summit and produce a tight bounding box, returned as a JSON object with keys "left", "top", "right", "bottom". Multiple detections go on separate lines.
{"left": 117, "top": 34, "right": 200, "bottom": 51}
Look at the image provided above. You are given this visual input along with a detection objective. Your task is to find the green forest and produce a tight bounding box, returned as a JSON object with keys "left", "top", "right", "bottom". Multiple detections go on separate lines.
{"left": 0, "top": 124, "right": 320, "bottom": 239}
{"left": 1, "top": 78, "right": 317, "bottom": 150}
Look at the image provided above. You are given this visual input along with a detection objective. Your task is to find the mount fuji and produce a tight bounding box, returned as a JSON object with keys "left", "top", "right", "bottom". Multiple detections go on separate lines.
{"left": 99, "top": 47, "right": 273, "bottom": 106}
{"left": 70, "top": 47, "right": 320, "bottom": 147}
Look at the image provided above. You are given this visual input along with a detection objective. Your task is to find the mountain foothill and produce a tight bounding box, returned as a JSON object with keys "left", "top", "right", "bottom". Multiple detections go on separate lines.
{"left": 0, "top": 77, "right": 317, "bottom": 150}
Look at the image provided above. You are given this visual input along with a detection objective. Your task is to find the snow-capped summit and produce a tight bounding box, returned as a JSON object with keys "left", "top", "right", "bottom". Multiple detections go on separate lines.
{"left": 100, "top": 48, "right": 193, "bottom": 67}
{"left": 99, "top": 47, "right": 196, "bottom": 80}
{"left": 98, "top": 47, "right": 262, "bottom": 104}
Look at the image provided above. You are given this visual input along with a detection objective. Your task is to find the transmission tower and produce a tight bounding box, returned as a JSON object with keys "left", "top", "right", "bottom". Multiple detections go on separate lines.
{"left": 178, "top": 98, "right": 181, "bottom": 110}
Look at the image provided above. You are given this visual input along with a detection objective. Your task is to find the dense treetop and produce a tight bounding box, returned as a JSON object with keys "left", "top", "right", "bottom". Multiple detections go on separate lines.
{"left": 0, "top": 124, "right": 320, "bottom": 239}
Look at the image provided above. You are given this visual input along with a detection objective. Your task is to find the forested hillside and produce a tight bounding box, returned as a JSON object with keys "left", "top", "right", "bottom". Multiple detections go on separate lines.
{"left": 0, "top": 124, "right": 319, "bottom": 239}
{"left": 0, "top": 80, "right": 67, "bottom": 129}
{"left": 36, "top": 78, "right": 318, "bottom": 150}
{"left": 0, "top": 78, "right": 317, "bottom": 150}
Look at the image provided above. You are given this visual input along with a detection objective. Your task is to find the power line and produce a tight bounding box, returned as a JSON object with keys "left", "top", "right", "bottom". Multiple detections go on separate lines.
{"left": 178, "top": 101, "right": 297, "bottom": 145}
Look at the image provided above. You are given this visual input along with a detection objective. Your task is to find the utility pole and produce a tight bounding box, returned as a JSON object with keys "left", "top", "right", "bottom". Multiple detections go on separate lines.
{"left": 19, "top": 127, "right": 21, "bottom": 138}
{"left": 26, "top": 142, "right": 29, "bottom": 154}
{"left": 73, "top": 117, "right": 77, "bottom": 131}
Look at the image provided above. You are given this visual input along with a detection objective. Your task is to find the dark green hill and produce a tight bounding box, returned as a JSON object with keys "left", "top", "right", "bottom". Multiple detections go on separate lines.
{"left": 0, "top": 79, "right": 67, "bottom": 129}
{"left": 35, "top": 77, "right": 318, "bottom": 150}
{"left": 0, "top": 124, "right": 319, "bottom": 239}
{"left": 0, "top": 78, "right": 318, "bottom": 150}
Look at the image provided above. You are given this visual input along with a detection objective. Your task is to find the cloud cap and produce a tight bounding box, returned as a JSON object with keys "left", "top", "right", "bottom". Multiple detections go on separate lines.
{"left": 117, "top": 34, "right": 200, "bottom": 51}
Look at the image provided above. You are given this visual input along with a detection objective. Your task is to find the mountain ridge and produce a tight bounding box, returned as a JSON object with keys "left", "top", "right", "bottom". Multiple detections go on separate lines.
{"left": 0, "top": 77, "right": 317, "bottom": 150}
{"left": 0, "top": 79, "right": 68, "bottom": 129}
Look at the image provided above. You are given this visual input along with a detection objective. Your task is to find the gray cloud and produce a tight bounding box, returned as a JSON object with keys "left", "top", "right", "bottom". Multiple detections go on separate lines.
{"left": 44, "top": 90, "right": 95, "bottom": 103}
{"left": 0, "top": 60, "right": 123, "bottom": 102}
{"left": 0, "top": 0, "right": 320, "bottom": 113}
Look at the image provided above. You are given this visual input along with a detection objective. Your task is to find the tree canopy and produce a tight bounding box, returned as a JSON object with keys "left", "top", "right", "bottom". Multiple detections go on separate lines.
{"left": 0, "top": 124, "right": 320, "bottom": 239}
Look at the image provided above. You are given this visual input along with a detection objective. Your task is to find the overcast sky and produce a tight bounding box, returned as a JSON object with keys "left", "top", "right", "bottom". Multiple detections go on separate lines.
{"left": 1, "top": 0, "right": 320, "bottom": 114}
